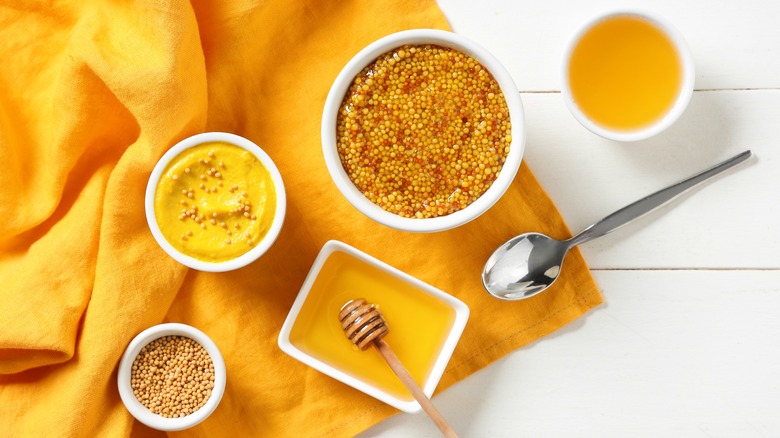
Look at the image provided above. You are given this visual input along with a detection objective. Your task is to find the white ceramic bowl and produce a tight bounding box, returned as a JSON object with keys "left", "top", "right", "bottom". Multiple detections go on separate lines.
{"left": 321, "top": 29, "right": 525, "bottom": 233}
{"left": 278, "top": 240, "right": 469, "bottom": 413}
{"left": 145, "top": 132, "right": 286, "bottom": 272}
{"left": 117, "top": 323, "right": 227, "bottom": 431}
{"left": 561, "top": 10, "right": 695, "bottom": 142}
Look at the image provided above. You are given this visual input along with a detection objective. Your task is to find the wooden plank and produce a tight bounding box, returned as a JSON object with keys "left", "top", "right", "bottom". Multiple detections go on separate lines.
{"left": 438, "top": 0, "right": 780, "bottom": 91}
{"left": 520, "top": 89, "right": 780, "bottom": 269}
{"left": 358, "top": 270, "right": 780, "bottom": 437}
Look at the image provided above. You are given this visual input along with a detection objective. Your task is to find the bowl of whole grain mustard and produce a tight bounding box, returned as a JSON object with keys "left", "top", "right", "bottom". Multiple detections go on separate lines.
{"left": 146, "top": 132, "right": 286, "bottom": 271}
{"left": 322, "top": 29, "right": 525, "bottom": 233}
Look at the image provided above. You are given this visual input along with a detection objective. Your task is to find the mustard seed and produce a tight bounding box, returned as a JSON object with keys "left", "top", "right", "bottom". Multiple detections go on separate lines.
{"left": 130, "top": 336, "right": 215, "bottom": 419}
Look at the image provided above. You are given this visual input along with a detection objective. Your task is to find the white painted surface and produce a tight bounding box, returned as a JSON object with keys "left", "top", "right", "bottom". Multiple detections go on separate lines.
{"left": 358, "top": 0, "right": 780, "bottom": 436}
{"left": 522, "top": 90, "right": 779, "bottom": 270}
{"left": 362, "top": 271, "right": 780, "bottom": 437}
{"left": 434, "top": 0, "right": 780, "bottom": 91}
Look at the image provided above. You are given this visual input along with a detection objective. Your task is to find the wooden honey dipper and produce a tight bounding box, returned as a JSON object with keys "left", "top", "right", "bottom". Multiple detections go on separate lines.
{"left": 339, "top": 299, "right": 459, "bottom": 438}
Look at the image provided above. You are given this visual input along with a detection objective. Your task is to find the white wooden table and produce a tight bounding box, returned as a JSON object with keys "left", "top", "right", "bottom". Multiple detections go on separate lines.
{"left": 360, "top": 0, "right": 780, "bottom": 436}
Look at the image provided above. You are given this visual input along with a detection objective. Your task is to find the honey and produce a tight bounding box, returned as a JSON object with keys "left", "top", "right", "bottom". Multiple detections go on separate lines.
{"left": 288, "top": 250, "right": 456, "bottom": 401}
{"left": 567, "top": 15, "right": 683, "bottom": 130}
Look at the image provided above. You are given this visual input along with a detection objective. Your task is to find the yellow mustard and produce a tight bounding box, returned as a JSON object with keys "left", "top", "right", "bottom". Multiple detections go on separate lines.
{"left": 154, "top": 142, "right": 276, "bottom": 262}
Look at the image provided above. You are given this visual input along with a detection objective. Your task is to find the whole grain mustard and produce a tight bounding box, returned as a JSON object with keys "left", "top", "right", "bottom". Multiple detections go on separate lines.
{"left": 154, "top": 142, "right": 276, "bottom": 262}
{"left": 336, "top": 44, "right": 512, "bottom": 219}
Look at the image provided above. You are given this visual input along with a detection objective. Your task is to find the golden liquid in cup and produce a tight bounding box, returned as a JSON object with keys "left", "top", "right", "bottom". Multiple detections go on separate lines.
{"left": 568, "top": 15, "right": 683, "bottom": 131}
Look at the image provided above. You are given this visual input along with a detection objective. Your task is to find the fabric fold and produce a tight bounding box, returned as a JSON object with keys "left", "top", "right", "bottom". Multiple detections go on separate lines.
{"left": 0, "top": 0, "right": 601, "bottom": 436}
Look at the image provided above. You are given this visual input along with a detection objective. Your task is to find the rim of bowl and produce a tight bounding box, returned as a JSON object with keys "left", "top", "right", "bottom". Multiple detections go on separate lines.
{"left": 117, "top": 323, "right": 227, "bottom": 431}
{"left": 560, "top": 10, "right": 696, "bottom": 142}
{"left": 321, "top": 29, "right": 525, "bottom": 233}
{"left": 145, "top": 132, "right": 287, "bottom": 272}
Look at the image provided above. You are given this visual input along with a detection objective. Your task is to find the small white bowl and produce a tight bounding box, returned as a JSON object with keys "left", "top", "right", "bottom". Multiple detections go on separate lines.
{"left": 561, "top": 11, "right": 695, "bottom": 142}
{"left": 145, "top": 132, "right": 286, "bottom": 272}
{"left": 117, "top": 323, "right": 227, "bottom": 431}
{"left": 321, "top": 29, "right": 525, "bottom": 233}
{"left": 278, "top": 240, "right": 469, "bottom": 413}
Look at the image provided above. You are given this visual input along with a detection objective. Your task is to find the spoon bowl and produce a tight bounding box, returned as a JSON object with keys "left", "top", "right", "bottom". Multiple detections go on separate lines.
{"left": 483, "top": 150, "right": 752, "bottom": 300}
{"left": 483, "top": 233, "right": 570, "bottom": 300}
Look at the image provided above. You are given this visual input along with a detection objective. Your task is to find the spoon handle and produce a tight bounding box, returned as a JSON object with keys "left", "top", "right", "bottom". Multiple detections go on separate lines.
{"left": 568, "top": 150, "right": 752, "bottom": 247}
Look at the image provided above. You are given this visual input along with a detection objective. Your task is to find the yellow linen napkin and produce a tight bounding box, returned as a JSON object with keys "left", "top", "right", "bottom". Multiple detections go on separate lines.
{"left": 0, "top": 0, "right": 602, "bottom": 436}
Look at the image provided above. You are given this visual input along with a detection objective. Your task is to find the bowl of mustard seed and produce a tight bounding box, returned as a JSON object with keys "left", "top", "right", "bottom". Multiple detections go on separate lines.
{"left": 322, "top": 29, "right": 525, "bottom": 233}
{"left": 117, "top": 323, "right": 226, "bottom": 431}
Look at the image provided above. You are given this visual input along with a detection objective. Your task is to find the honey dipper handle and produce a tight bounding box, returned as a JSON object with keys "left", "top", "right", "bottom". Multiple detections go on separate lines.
{"left": 374, "top": 339, "right": 459, "bottom": 438}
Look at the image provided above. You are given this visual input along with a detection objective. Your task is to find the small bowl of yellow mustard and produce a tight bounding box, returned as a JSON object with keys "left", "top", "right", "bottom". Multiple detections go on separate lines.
{"left": 145, "top": 132, "right": 286, "bottom": 271}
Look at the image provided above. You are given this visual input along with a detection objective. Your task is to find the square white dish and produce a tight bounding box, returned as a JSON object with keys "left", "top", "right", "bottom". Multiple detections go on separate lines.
{"left": 277, "top": 240, "right": 469, "bottom": 413}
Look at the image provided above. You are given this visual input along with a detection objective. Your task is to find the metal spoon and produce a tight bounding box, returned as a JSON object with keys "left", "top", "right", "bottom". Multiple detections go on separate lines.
{"left": 482, "top": 150, "right": 753, "bottom": 301}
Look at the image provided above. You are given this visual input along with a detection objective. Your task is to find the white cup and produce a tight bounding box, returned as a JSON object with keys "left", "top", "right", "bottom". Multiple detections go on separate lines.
{"left": 561, "top": 11, "right": 695, "bottom": 142}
